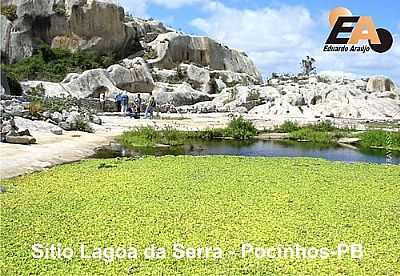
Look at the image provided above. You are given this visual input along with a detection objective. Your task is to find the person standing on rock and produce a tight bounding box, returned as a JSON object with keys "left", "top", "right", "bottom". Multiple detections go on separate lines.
{"left": 145, "top": 93, "right": 156, "bottom": 119}
{"left": 115, "top": 93, "right": 122, "bottom": 112}
{"left": 121, "top": 92, "right": 129, "bottom": 115}
{"left": 99, "top": 92, "right": 106, "bottom": 112}
{"left": 134, "top": 94, "right": 142, "bottom": 119}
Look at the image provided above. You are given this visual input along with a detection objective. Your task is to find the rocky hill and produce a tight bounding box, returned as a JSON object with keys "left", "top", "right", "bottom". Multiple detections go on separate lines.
{"left": 1, "top": 0, "right": 399, "bottom": 124}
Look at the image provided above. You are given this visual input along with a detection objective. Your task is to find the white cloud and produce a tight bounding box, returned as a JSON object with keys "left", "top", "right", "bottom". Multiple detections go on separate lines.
{"left": 118, "top": 0, "right": 400, "bottom": 83}
{"left": 119, "top": 0, "right": 149, "bottom": 17}
{"left": 190, "top": 2, "right": 400, "bottom": 83}
{"left": 120, "top": 0, "right": 207, "bottom": 17}
{"left": 190, "top": 3, "right": 318, "bottom": 77}
{"left": 151, "top": 0, "right": 204, "bottom": 9}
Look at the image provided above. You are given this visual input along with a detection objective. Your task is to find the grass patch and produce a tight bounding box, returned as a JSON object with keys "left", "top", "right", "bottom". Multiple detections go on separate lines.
{"left": 118, "top": 117, "right": 257, "bottom": 148}
{"left": 289, "top": 128, "right": 335, "bottom": 144}
{"left": 282, "top": 121, "right": 347, "bottom": 144}
{"left": 118, "top": 127, "right": 226, "bottom": 147}
{"left": 1, "top": 157, "right": 399, "bottom": 274}
{"left": 357, "top": 130, "right": 400, "bottom": 151}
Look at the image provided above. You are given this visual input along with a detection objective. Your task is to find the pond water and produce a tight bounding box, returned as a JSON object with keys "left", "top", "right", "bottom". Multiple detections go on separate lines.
{"left": 92, "top": 140, "right": 400, "bottom": 165}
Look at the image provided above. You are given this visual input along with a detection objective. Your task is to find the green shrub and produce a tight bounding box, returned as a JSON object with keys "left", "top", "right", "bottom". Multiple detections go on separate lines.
{"left": 247, "top": 89, "right": 260, "bottom": 101}
{"left": 306, "top": 120, "right": 336, "bottom": 132}
{"left": 28, "top": 101, "right": 43, "bottom": 116}
{"left": 1, "top": 44, "right": 118, "bottom": 82}
{"left": 75, "top": 115, "right": 94, "bottom": 133}
{"left": 26, "top": 84, "right": 45, "bottom": 100}
{"left": 143, "top": 48, "right": 157, "bottom": 60}
{"left": 225, "top": 80, "right": 241, "bottom": 88}
{"left": 225, "top": 116, "right": 257, "bottom": 140}
{"left": 1, "top": 5, "right": 17, "bottom": 21}
{"left": 276, "top": 120, "right": 300, "bottom": 133}
{"left": 358, "top": 130, "right": 400, "bottom": 151}
{"left": 52, "top": 3, "right": 66, "bottom": 16}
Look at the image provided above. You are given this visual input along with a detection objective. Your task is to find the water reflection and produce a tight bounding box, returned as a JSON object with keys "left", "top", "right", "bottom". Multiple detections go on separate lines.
{"left": 92, "top": 140, "right": 400, "bottom": 165}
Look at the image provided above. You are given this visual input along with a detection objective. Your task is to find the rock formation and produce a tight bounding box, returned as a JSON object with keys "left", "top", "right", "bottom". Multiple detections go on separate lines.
{"left": 0, "top": 0, "right": 170, "bottom": 63}
{"left": 174, "top": 75, "right": 399, "bottom": 120}
{"left": 20, "top": 57, "right": 154, "bottom": 99}
{"left": 1, "top": 0, "right": 399, "bottom": 129}
{"left": 147, "top": 32, "right": 262, "bottom": 81}
{"left": 366, "top": 76, "right": 396, "bottom": 92}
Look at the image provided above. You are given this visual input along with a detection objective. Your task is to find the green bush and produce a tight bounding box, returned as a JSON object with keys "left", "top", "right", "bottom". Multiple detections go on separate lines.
{"left": 52, "top": 3, "right": 66, "bottom": 16}
{"left": 306, "top": 120, "right": 336, "bottom": 132}
{"left": 276, "top": 120, "right": 337, "bottom": 134}
{"left": 143, "top": 48, "right": 157, "bottom": 60}
{"left": 358, "top": 130, "right": 400, "bottom": 151}
{"left": 28, "top": 101, "right": 43, "bottom": 116}
{"left": 276, "top": 120, "right": 300, "bottom": 133}
{"left": 225, "top": 116, "right": 257, "bottom": 140}
{"left": 75, "top": 115, "right": 94, "bottom": 133}
{"left": 225, "top": 80, "right": 241, "bottom": 88}
{"left": 1, "top": 44, "right": 118, "bottom": 82}
{"left": 1, "top": 5, "right": 17, "bottom": 21}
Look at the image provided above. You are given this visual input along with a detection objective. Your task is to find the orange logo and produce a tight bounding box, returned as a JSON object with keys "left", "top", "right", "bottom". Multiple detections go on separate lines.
{"left": 324, "top": 7, "right": 393, "bottom": 53}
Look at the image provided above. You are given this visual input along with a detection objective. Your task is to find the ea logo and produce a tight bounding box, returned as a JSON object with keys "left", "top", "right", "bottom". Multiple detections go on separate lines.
{"left": 325, "top": 7, "right": 393, "bottom": 53}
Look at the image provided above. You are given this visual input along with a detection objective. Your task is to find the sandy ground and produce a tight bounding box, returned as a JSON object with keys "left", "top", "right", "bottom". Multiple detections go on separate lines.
{"left": 0, "top": 113, "right": 392, "bottom": 179}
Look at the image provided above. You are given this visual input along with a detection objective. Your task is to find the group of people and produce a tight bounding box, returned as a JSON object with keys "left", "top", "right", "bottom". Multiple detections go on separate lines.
{"left": 114, "top": 92, "right": 156, "bottom": 119}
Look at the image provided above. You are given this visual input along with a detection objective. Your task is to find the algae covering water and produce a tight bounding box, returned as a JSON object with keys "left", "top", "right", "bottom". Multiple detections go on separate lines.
{"left": 1, "top": 156, "right": 399, "bottom": 275}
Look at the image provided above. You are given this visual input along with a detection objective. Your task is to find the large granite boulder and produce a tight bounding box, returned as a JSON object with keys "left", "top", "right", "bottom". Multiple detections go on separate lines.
{"left": 152, "top": 63, "right": 261, "bottom": 94}
{"left": 0, "top": 0, "right": 142, "bottom": 63}
{"left": 245, "top": 76, "right": 400, "bottom": 119}
{"left": 0, "top": 15, "right": 12, "bottom": 61}
{"left": 125, "top": 17, "right": 170, "bottom": 43}
{"left": 52, "top": 0, "right": 137, "bottom": 55}
{"left": 148, "top": 32, "right": 262, "bottom": 81}
{"left": 20, "top": 81, "right": 71, "bottom": 97}
{"left": 153, "top": 82, "right": 212, "bottom": 106}
{"left": 21, "top": 57, "right": 153, "bottom": 99}
{"left": 366, "top": 76, "right": 396, "bottom": 92}
{"left": 108, "top": 58, "right": 154, "bottom": 93}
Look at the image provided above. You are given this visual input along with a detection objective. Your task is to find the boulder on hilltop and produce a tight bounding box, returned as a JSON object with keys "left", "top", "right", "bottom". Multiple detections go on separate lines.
{"left": 147, "top": 32, "right": 262, "bottom": 81}
{"left": 366, "top": 76, "right": 396, "bottom": 93}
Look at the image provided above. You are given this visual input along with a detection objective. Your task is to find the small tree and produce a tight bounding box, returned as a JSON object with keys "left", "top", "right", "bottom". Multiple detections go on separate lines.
{"left": 225, "top": 116, "right": 257, "bottom": 140}
{"left": 1, "top": 5, "right": 17, "bottom": 21}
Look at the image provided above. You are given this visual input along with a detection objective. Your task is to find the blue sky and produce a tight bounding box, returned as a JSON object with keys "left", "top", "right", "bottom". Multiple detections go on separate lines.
{"left": 120, "top": 0, "right": 400, "bottom": 83}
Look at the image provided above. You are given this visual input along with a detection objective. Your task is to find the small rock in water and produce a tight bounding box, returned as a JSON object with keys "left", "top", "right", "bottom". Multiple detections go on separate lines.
{"left": 0, "top": 186, "right": 6, "bottom": 193}
{"left": 338, "top": 138, "right": 361, "bottom": 145}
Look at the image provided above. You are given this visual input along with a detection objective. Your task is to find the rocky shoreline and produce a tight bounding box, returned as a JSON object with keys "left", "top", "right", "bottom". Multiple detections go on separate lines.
{"left": 2, "top": 112, "right": 399, "bottom": 180}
